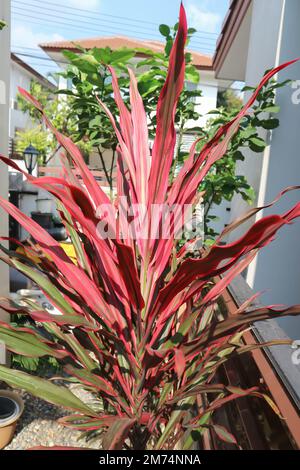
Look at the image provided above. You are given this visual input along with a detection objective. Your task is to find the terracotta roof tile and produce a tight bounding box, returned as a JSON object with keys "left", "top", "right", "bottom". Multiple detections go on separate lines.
{"left": 40, "top": 36, "right": 213, "bottom": 69}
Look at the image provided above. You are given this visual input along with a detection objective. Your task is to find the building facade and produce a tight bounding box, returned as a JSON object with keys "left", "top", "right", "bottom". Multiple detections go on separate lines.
{"left": 213, "top": 0, "right": 300, "bottom": 340}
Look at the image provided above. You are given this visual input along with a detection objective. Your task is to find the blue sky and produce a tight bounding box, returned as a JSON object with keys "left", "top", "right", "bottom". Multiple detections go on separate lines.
{"left": 11, "top": 0, "right": 229, "bottom": 78}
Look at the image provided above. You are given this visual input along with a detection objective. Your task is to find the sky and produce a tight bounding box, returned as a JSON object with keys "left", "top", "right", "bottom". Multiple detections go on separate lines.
{"left": 11, "top": 0, "right": 229, "bottom": 79}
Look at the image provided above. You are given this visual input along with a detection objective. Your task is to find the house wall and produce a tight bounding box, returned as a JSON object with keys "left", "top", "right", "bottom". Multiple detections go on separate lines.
{"left": 9, "top": 60, "right": 35, "bottom": 138}
{"left": 229, "top": 0, "right": 284, "bottom": 236}
{"left": 0, "top": 0, "right": 10, "bottom": 361}
{"left": 194, "top": 72, "right": 233, "bottom": 236}
{"left": 187, "top": 70, "right": 219, "bottom": 129}
{"left": 229, "top": 0, "right": 300, "bottom": 339}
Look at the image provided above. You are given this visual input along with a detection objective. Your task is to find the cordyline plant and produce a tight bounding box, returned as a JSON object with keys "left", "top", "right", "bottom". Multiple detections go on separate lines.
{"left": 0, "top": 4, "right": 300, "bottom": 450}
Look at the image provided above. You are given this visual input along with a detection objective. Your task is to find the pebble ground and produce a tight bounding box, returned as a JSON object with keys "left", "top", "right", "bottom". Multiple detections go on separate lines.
{"left": 4, "top": 385, "right": 102, "bottom": 450}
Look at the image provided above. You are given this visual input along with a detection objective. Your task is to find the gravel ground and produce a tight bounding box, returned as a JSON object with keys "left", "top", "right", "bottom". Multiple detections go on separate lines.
{"left": 4, "top": 385, "right": 102, "bottom": 450}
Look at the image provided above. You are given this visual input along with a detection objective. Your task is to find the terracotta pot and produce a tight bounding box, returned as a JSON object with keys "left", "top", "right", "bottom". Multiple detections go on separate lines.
{"left": 0, "top": 390, "right": 24, "bottom": 449}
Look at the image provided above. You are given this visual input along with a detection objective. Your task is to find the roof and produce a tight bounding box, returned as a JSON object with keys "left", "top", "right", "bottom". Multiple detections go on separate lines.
{"left": 39, "top": 36, "right": 213, "bottom": 70}
{"left": 11, "top": 53, "right": 56, "bottom": 91}
{"left": 213, "top": 0, "right": 252, "bottom": 76}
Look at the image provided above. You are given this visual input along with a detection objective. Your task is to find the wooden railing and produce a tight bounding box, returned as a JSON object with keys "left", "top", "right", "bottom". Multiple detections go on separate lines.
{"left": 204, "top": 275, "right": 300, "bottom": 449}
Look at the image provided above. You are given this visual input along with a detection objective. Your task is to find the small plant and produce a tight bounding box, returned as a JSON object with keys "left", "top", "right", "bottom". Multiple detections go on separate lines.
{"left": 0, "top": 4, "right": 299, "bottom": 450}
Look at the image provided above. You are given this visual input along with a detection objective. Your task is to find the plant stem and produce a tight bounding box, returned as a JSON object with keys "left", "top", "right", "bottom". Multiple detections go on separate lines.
{"left": 170, "top": 117, "right": 184, "bottom": 184}
{"left": 97, "top": 146, "right": 112, "bottom": 195}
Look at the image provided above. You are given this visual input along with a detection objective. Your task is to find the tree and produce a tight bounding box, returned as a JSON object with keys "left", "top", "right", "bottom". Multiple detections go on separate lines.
{"left": 217, "top": 88, "right": 243, "bottom": 111}
{"left": 58, "top": 24, "right": 289, "bottom": 239}
{"left": 15, "top": 126, "right": 49, "bottom": 164}
{"left": 58, "top": 26, "right": 202, "bottom": 195}
{"left": 16, "top": 80, "right": 92, "bottom": 165}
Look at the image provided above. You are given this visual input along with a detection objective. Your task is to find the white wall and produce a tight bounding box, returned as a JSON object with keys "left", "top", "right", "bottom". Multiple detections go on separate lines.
{"left": 229, "top": 0, "right": 300, "bottom": 339}
{"left": 188, "top": 71, "right": 219, "bottom": 129}
{"left": 9, "top": 61, "right": 35, "bottom": 138}
{"left": 229, "top": 0, "right": 285, "bottom": 238}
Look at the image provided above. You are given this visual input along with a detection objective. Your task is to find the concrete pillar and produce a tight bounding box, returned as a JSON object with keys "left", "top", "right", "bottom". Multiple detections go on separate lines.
{"left": 0, "top": 0, "right": 11, "bottom": 363}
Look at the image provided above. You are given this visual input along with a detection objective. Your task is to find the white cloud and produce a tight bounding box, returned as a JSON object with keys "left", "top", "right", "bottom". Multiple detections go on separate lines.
{"left": 66, "top": 0, "right": 100, "bottom": 10}
{"left": 186, "top": 3, "right": 221, "bottom": 33}
{"left": 12, "top": 23, "right": 64, "bottom": 49}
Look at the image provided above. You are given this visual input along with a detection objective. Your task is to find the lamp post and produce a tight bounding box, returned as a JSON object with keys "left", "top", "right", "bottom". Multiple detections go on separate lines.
{"left": 23, "top": 144, "right": 38, "bottom": 175}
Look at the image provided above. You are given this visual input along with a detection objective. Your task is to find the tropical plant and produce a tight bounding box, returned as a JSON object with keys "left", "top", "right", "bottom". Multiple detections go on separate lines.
{"left": 60, "top": 20, "right": 287, "bottom": 238}
{"left": 0, "top": 4, "right": 299, "bottom": 450}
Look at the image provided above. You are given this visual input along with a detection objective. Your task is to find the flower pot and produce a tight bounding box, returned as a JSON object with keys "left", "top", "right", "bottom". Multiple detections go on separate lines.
{"left": 0, "top": 390, "right": 24, "bottom": 449}
{"left": 36, "top": 198, "right": 53, "bottom": 213}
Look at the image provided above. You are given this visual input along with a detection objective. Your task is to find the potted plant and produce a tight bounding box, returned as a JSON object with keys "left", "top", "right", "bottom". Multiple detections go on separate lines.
{"left": 0, "top": 390, "right": 24, "bottom": 449}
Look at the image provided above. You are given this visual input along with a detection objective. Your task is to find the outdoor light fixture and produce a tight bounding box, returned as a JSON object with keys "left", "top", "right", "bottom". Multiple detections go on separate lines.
{"left": 23, "top": 144, "right": 38, "bottom": 175}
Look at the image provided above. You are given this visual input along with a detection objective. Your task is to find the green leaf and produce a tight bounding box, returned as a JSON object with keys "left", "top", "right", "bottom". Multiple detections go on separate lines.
{"left": 102, "top": 418, "right": 136, "bottom": 450}
{"left": 89, "top": 115, "right": 101, "bottom": 128}
{"left": 249, "top": 136, "right": 267, "bottom": 152}
{"left": 64, "top": 365, "right": 117, "bottom": 397}
{"left": 110, "top": 49, "right": 135, "bottom": 64}
{"left": 272, "top": 79, "right": 291, "bottom": 89}
{"left": 217, "top": 347, "right": 236, "bottom": 358}
{"left": 92, "top": 48, "right": 111, "bottom": 63}
{"left": 232, "top": 150, "right": 245, "bottom": 161}
{"left": 260, "top": 118, "right": 280, "bottom": 130}
{"left": 260, "top": 105, "right": 280, "bottom": 114}
{"left": 240, "top": 127, "right": 257, "bottom": 139}
{"left": 182, "top": 412, "right": 211, "bottom": 450}
{"left": 11, "top": 259, "right": 75, "bottom": 315}
{"left": 185, "top": 65, "right": 200, "bottom": 84}
{"left": 0, "top": 365, "right": 97, "bottom": 416}
{"left": 49, "top": 324, "right": 97, "bottom": 371}
{"left": 0, "top": 324, "right": 65, "bottom": 358}
{"left": 13, "top": 355, "right": 40, "bottom": 372}
{"left": 56, "top": 200, "right": 90, "bottom": 274}
{"left": 165, "top": 38, "right": 173, "bottom": 56}
{"left": 212, "top": 424, "right": 237, "bottom": 445}
{"left": 62, "top": 50, "right": 79, "bottom": 62}
{"left": 159, "top": 24, "right": 171, "bottom": 37}
{"left": 241, "top": 85, "right": 256, "bottom": 92}
{"left": 156, "top": 398, "right": 194, "bottom": 449}
{"left": 0, "top": 20, "right": 7, "bottom": 30}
